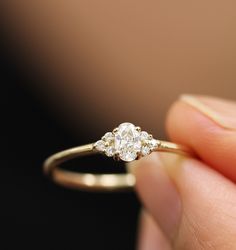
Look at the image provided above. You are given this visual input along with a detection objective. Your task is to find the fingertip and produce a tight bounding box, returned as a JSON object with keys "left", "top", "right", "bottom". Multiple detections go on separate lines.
{"left": 166, "top": 96, "right": 215, "bottom": 146}
{"left": 165, "top": 95, "right": 236, "bottom": 182}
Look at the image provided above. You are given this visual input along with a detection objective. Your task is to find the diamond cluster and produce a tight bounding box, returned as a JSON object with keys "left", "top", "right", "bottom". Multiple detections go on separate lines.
{"left": 94, "top": 122, "right": 159, "bottom": 162}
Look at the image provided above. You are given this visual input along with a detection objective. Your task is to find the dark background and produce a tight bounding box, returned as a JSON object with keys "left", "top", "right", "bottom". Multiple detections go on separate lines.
{"left": 2, "top": 35, "right": 140, "bottom": 250}
{"left": 3, "top": 2, "right": 236, "bottom": 248}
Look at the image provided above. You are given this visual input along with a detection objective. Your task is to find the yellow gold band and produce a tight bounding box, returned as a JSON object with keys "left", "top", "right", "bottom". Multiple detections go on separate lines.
{"left": 43, "top": 140, "right": 190, "bottom": 191}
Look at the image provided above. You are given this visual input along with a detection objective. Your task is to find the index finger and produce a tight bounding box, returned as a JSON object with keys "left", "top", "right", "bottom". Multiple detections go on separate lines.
{"left": 166, "top": 94, "right": 236, "bottom": 182}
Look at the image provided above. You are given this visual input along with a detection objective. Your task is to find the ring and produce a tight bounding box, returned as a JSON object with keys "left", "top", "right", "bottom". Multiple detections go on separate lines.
{"left": 43, "top": 122, "right": 191, "bottom": 191}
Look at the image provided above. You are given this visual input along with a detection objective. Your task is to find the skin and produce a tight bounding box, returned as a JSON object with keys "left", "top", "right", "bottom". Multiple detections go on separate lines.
{"left": 130, "top": 95, "right": 236, "bottom": 249}
{"left": 3, "top": 2, "right": 236, "bottom": 248}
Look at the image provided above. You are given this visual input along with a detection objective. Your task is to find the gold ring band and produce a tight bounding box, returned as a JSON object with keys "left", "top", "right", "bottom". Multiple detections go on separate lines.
{"left": 43, "top": 123, "right": 191, "bottom": 191}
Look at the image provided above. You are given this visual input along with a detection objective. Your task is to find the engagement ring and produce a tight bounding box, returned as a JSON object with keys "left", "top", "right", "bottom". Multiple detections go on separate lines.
{"left": 44, "top": 122, "right": 191, "bottom": 191}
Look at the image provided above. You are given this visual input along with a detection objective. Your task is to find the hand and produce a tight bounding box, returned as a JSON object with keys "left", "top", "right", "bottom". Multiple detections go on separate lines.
{"left": 129, "top": 95, "right": 236, "bottom": 250}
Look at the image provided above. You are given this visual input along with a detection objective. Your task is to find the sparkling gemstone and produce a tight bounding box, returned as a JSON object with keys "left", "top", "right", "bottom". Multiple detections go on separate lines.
{"left": 95, "top": 122, "right": 159, "bottom": 161}
{"left": 114, "top": 122, "right": 141, "bottom": 161}
{"left": 102, "top": 132, "right": 114, "bottom": 142}
{"left": 102, "top": 132, "right": 115, "bottom": 157}
{"left": 94, "top": 140, "right": 105, "bottom": 152}
{"left": 141, "top": 145, "right": 151, "bottom": 156}
{"left": 105, "top": 146, "right": 116, "bottom": 157}
{"left": 140, "top": 131, "right": 149, "bottom": 141}
{"left": 149, "top": 139, "right": 159, "bottom": 150}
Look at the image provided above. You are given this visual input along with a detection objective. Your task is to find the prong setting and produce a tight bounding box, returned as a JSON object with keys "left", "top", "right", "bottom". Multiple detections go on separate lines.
{"left": 112, "top": 127, "right": 118, "bottom": 134}
{"left": 113, "top": 153, "right": 120, "bottom": 161}
{"left": 136, "top": 152, "right": 142, "bottom": 160}
{"left": 148, "top": 134, "right": 153, "bottom": 139}
{"left": 94, "top": 122, "right": 159, "bottom": 162}
{"left": 135, "top": 126, "right": 141, "bottom": 132}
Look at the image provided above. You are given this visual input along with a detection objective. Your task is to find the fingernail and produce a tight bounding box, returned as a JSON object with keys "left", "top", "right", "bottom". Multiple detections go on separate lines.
{"left": 180, "top": 94, "right": 236, "bottom": 131}
{"left": 128, "top": 153, "right": 182, "bottom": 242}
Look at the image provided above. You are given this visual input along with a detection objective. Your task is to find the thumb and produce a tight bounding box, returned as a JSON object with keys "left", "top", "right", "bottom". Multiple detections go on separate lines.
{"left": 129, "top": 153, "right": 236, "bottom": 249}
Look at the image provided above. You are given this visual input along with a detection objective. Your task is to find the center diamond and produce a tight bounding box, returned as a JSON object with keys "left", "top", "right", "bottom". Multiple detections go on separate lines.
{"left": 114, "top": 123, "right": 141, "bottom": 161}
{"left": 94, "top": 122, "right": 159, "bottom": 162}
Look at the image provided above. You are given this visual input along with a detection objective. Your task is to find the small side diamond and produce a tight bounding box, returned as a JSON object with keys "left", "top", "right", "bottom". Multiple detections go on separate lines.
{"left": 102, "top": 132, "right": 116, "bottom": 157}
{"left": 94, "top": 140, "right": 105, "bottom": 152}
{"left": 141, "top": 145, "right": 151, "bottom": 156}
{"left": 149, "top": 139, "right": 159, "bottom": 150}
{"left": 105, "top": 146, "right": 116, "bottom": 157}
{"left": 102, "top": 132, "right": 114, "bottom": 142}
{"left": 141, "top": 137, "right": 159, "bottom": 156}
{"left": 140, "top": 131, "right": 152, "bottom": 156}
{"left": 140, "top": 131, "right": 149, "bottom": 141}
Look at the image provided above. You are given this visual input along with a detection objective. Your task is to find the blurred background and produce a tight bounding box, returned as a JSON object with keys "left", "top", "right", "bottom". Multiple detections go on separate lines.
{"left": 2, "top": 1, "right": 236, "bottom": 249}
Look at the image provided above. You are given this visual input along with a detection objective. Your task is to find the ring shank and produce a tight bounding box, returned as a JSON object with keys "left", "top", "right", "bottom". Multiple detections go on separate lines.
{"left": 43, "top": 141, "right": 191, "bottom": 191}
{"left": 52, "top": 170, "right": 135, "bottom": 191}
